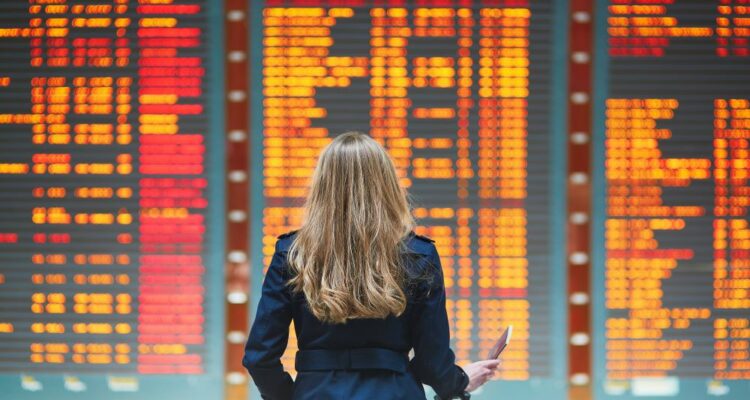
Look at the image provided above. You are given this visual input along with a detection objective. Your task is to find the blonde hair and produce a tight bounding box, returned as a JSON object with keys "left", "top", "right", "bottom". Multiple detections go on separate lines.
{"left": 287, "top": 131, "right": 416, "bottom": 324}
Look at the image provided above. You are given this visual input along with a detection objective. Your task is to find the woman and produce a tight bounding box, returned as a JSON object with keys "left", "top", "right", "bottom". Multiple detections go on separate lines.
{"left": 243, "top": 132, "right": 500, "bottom": 399}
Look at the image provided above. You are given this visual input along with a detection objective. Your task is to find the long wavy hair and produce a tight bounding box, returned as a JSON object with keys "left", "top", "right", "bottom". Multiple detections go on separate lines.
{"left": 287, "top": 131, "right": 416, "bottom": 324}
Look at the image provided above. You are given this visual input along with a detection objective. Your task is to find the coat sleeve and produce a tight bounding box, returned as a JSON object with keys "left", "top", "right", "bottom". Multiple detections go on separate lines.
{"left": 242, "top": 239, "right": 294, "bottom": 400}
{"left": 408, "top": 244, "right": 470, "bottom": 399}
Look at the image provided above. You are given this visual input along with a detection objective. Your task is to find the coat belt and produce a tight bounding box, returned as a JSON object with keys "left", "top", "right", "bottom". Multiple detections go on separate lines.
{"left": 295, "top": 348, "right": 409, "bottom": 373}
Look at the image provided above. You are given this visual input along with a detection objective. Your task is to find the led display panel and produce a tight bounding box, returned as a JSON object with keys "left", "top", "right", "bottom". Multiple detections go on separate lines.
{"left": 250, "top": 1, "right": 569, "bottom": 398}
{"left": 0, "top": 1, "right": 224, "bottom": 398}
{"left": 593, "top": 1, "right": 750, "bottom": 398}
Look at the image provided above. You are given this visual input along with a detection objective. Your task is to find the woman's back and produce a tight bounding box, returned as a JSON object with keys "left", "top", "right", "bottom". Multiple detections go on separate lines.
{"left": 243, "top": 230, "right": 469, "bottom": 400}
{"left": 242, "top": 132, "right": 497, "bottom": 399}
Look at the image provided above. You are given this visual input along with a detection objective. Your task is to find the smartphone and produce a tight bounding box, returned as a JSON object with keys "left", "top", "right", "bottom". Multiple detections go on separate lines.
{"left": 486, "top": 325, "right": 513, "bottom": 359}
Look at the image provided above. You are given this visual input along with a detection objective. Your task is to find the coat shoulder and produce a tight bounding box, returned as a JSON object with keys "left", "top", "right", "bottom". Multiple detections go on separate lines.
{"left": 404, "top": 231, "right": 436, "bottom": 256}
{"left": 275, "top": 230, "right": 299, "bottom": 252}
{"left": 276, "top": 229, "right": 299, "bottom": 240}
{"left": 412, "top": 233, "right": 434, "bottom": 243}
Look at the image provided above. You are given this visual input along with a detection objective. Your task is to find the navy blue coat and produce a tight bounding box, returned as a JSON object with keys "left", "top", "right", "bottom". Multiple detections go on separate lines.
{"left": 242, "top": 231, "right": 469, "bottom": 400}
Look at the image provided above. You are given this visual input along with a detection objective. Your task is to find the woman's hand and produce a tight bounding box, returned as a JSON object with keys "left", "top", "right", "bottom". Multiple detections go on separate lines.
{"left": 463, "top": 359, "right": 501, "bottom": 392}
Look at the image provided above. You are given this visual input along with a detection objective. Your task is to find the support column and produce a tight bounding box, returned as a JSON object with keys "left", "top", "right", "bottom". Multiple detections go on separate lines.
{"left": 566, "top": 1, "right": 594, "bottom": 399}
{"left": 224, "top": 1, "right": 251, "bottom": 399}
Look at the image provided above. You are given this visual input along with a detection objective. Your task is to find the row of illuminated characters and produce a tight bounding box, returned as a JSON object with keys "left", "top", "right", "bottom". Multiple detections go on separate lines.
{"left": 261, "top": 5, "right": 533, "bottom": 380}
{"left": 604, "top": 98, "right": 750, "bottom": 379}
{"left": 26, "top": 340, "right": 195, "bottom": 365}
{"left": 30, "top": 292, "right": 132, "bottom": 314}
{"left": 26, "top": 342, "right": 189, "bottom": 365}
{"left": 608, "top": 0, "right": 750, "bottom": 57}
{"left": 31, "top": 273, "right": 130, "bottom": 285}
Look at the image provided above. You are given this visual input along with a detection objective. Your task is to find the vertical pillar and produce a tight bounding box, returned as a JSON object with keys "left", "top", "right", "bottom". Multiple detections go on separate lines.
{"left": 566, "top": 1, "right": 594, "bottom": 399}
{"left": 224, "top": 1, "right": 250, "bottom": 399}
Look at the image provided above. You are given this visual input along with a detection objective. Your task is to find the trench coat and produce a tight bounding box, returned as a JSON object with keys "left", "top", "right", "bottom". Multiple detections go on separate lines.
{"left": 242, "top": 230, "right": 469, "bottom": 400}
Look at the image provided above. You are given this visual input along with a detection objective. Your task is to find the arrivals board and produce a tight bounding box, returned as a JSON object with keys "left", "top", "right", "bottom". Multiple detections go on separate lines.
{"left": 0, "top": 1, "right": 225, "bottom": 399}
{"left": 593, "top": 1, "right": 750, "bottom": 399}
{"left": 249, "top": 1, "right": 569, "bottom": 398}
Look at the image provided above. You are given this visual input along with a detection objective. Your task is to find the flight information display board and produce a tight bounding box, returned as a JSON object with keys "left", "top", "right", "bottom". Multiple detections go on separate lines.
{"left": 0, "top": 1, "right": 224, "bottom": 399}
{"left": 593, "top": 1, "right": 750, "bottom": 399}
{"left": 249, "top": 1, "right": 568, "bottom": 398}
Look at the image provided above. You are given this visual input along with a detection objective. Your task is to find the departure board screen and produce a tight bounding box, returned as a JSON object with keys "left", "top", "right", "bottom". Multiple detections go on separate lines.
{"left": 249, "top": 1, "right": 568, "bottom": 398}
{"left": 593, "top": 1, "right": 750, "bottom": 399}
{"left": 0, "top": 2, "right": 224, "bottom": 399}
